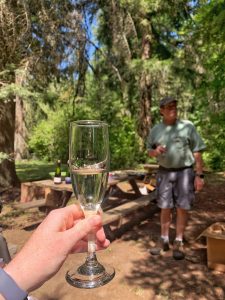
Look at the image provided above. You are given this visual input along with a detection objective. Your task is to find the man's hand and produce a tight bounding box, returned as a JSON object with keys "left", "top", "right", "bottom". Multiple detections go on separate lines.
{"left": 194, "top": 176, "right": 204, "bottom": 192}
{"left": 149, "top": 145, "right": 167, "bottom": 157}
{"left": 193, "top": 152, "right": 204, "bottom": 192}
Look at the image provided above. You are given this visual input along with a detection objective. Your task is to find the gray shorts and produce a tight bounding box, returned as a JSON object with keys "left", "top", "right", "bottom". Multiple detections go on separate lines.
{"left": 156, "top": 167, "right": 195, "bottom": 210}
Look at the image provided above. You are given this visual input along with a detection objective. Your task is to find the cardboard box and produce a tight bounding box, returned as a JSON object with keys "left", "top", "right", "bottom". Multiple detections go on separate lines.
{"left": 199, "top": 222, "right": 225, "bottom": 272}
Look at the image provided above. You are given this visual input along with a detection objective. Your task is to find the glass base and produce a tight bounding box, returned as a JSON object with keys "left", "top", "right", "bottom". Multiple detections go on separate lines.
{"left": 66, "top": 253, "right": 115, "bottom": 289}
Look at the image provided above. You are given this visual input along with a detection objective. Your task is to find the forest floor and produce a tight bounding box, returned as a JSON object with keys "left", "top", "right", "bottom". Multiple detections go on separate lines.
{"left": 1, "top": 171, "right": 225, "bottom": 300}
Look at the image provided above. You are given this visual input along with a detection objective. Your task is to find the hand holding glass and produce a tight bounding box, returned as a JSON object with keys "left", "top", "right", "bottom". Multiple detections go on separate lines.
{"left": 66, "top": 120, "right": 115, "bottom": 288}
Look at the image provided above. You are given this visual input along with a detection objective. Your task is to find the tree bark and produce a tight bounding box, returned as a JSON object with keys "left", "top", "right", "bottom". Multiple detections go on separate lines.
{"left": 0, "top": 101, "right": 20, "bottom": 190}
{"left": 14, "top": 95, "right": 28, "bottom": 160}
{"left": 14, "top": 64, "right": 29, "bottom": 160}
{"left": 138, "top": 34, "right": 152, "bottom": 140}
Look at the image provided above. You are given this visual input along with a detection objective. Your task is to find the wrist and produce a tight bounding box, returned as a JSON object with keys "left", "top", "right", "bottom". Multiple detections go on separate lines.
{"left": 4, "top": 261, "right": 30, "bottom": 293}
{"left": 0, "top": 268, "right": 28, "bottom": 300}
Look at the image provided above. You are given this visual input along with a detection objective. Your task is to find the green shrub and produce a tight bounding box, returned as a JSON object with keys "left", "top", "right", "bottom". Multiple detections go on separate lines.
{"left": 201, "top": 112, "right": 225, "bottom": 171}
{"left": 109, "top": 116, "right": 144, "bottom": 170}
{"left": 28, "top": 104, "right": 95, "bottom": 162}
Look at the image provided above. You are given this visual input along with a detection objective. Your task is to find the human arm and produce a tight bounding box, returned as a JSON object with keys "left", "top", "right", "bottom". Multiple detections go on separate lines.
{"left": 2, "top": 205, "right": 109, "bottom": 294}
{"left": 188, "top": 122, "right": 206, "bottom": 192}
{"left": 148, "top": 145, "right": 166, "bottom": 158}
{"left": 147, "top": 125, "right": 166, "bottom": 158}
{"left": 193, "top": 151, "right": 204, "bottom": 192}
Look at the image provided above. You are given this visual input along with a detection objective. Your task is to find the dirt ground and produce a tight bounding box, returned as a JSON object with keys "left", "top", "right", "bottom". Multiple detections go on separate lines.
{"left": 1, "top": 172, "right": 225, "bottom": 300}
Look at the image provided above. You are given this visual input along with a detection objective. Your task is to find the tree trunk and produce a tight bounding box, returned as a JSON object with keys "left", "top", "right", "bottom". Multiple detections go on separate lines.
{"left": 14, "top": 95, "right": 28, "bottom": 160}
{"left": 138, "top": 71, "right": 152, "bottom": 139}
{"left": 14, "top": 66, "right": 29, "bottom": 160}
{"left": 138, "top": 34, "right": 152, "bottom": 140}
{"left": 0, "top": 101, "right": 20, "bottom": 190}
{"left": 138, "top": 33, "right": 152, "bottom": 141}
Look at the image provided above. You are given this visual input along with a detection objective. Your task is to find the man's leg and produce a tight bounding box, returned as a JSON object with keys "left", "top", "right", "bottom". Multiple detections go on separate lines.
{"left": 175, "top": 207, "right": 188, "bottom": 240}
{"left": 173, "top": 207, "right": 188, "bottom": 260}
{"left": 161, "top": 208, "right": 172, "bottom": 237}
{"left": 150, "top": 208, "right": 171, "bottom": 255}
{"left": 150, "top": 169, "right": 173, "bottom": 255}
{"left": 172, "top": 167, "right": 195, "bottom": 260}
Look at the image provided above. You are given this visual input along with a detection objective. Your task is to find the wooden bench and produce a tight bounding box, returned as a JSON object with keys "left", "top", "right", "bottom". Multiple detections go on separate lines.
{"left": 16, "top": 179, "right": 159, "bottom": 240}
{"left": 103, "top": 193, "right": 155, "bottom": 225}
{"left": 13, "top": 199, "right": 47, "bottom": 210}
{"left": 102, "top": 191, "right": 158, "bottom": 240}
{"left": 15, "top": 180, "right": 74, "bottom": 213}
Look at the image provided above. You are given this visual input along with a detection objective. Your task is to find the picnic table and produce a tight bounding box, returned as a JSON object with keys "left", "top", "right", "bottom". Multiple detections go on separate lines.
{"left": 17, "top": 175, "right": 143, "bottom": 211}
{"left": 16, "top": 173, "right": 158, "bottom": 240}
{"left": 142, "top": 164, "right": 159, "bottom": 190}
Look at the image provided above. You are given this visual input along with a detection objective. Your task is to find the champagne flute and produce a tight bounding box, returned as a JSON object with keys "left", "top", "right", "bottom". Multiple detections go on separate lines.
{"left": 66, "top": 120, "right": 115, "bottom": 289}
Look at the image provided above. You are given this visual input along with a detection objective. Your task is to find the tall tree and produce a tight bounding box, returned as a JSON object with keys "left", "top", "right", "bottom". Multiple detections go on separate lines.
{"left": 181, "top": 0, "right": 225, "bottom": 169}
{"left": 83, "top": 0, "right": 193, "bottom": 141}
{"left": 0, "top": 0, "right": 86, "bottom": 188}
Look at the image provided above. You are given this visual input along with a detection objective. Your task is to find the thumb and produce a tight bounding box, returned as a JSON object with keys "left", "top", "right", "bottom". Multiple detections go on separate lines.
{"left": 63, "top": 215, "right": 102, "bottom": 249}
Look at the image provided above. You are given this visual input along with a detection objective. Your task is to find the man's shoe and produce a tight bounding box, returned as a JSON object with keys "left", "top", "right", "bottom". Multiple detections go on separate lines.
{"left": 150, "top": 237, "right": 170, "bottom": 255}
{"left": 173, "top": 240, "right": 185, "bottom": 260}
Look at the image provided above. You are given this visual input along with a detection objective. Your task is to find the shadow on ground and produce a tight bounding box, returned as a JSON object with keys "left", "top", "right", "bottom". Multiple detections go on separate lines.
{"left": 120, "top": 173, "right": 225, "bottom": 300}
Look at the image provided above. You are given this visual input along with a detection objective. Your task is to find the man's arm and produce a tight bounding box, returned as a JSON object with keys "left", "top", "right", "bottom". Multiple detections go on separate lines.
{"left": 193, "top": 151, "right": 204, "bottom": 192}
{"left": 193, "top": 151, "right": 204, "bottom": 175}
{"left": 148, "top": 145, "right": 166, "bottom": 158}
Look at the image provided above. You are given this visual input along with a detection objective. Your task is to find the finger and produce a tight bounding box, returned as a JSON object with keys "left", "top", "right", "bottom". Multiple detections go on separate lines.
{"left": 96, "top": 227, "right": 107, "bottom": 243}
{"left": 74, "top": 235, "right": 110, "bottom": 248}
{"left": 39, "top": 204, "right": 84, "bottom": 232}
{"left": 70, "top": 239, "right": 110, "bottom": 253}
{"left": 97, "top": 207, "right": 103, "bottom": 215}
{"left": 63, "top": 215, "right": 102, "bottom": 249}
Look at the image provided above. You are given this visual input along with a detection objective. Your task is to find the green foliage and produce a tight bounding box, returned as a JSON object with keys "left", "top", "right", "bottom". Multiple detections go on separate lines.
{"left": 3, "top": 0, "right": 225, "bottom": 174}
{"left": 16, "top": 160, "right": 67, "bottom": 182}
{"left": 0, "top": 83, "right": 38, "bottom": 101}
{"left": 28, "top": 99, "right": 145, "bottom": 169}
{"left": 30, "top": 109, "right": 70, "bottom": 162}
{"left": 109, "top": 117, "right": 144, "bottom": 170}
{"left": 202, "top": 112, "right": 225, "bottom": 171}
{"left": 85, "top": 74, "right": 145, "bottom": 170}
{"left": 0, "top": 152, "right": 9, "bottom": 163}
{"left": 28, "top": 97, "right": 96, "bottom": 162}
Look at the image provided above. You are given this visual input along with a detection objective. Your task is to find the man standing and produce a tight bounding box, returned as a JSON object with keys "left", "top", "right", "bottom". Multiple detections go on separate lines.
{"left": 147, "top": 96, "right": 206, "bottom": 260}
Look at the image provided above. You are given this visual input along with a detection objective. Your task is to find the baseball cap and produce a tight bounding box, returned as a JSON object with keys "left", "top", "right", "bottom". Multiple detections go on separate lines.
{"left": 159, "top": 96, "right": 177, "bottom": 108}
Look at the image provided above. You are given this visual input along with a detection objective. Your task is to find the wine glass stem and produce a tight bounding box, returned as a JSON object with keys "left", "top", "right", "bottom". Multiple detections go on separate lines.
{"left": 88, "top": 232, "right": 96, "bottom": 253}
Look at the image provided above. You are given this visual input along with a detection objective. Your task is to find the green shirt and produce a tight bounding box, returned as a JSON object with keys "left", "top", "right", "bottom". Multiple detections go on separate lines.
{"left": 147, "top": 119, "right": 206, "bottom": 169}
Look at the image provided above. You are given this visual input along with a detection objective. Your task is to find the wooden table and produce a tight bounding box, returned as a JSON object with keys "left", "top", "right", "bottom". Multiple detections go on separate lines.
{"left": 143, "top": 164, "right": 159, "bottom": 174}
{"left": 142, "top": 164, "right": 159, "bottom": 188}
{"left": 18, "top": 176, "right": 143, "bottom": 212}
{"left": 16, "top": 177, "right": 158, "bottom": 241}
{"left": 19, "top": 180, "right": 73, "bottom": 211}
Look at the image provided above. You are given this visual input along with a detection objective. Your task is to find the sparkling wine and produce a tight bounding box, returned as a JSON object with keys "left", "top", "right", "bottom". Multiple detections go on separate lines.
{"left": 71, "top": 168, "right": 108, "bottom": 212}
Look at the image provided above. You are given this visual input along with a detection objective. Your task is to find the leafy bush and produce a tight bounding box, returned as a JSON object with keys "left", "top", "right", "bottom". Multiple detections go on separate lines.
{"left": 28, "top": 103, "right": 145, "bottom": 169}
{"left": 28, "top": 76, "right": 147, "bottom": 170}
{"left": 28, "top": 103, "right": 95, "bottom": 162}
{"left": 0, "top": 152, "right": 9, "bottom": 163}
{"left": 109, "top": 116, "right": 144, "bottom": 170}
{"left": 201, "top": 112, "right": 225, "bottom": 171}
